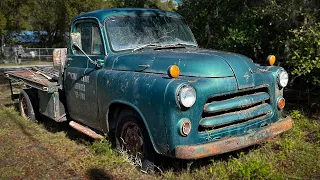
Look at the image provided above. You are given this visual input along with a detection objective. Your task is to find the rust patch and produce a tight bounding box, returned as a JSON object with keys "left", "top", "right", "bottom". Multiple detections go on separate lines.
{"left": 176, "top": 116, "right": 293, "bottom": 160}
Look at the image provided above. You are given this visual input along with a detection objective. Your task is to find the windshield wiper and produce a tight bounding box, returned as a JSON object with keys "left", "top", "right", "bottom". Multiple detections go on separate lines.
{"left": 132, "top": 44, "right": 161, "bottom": 52}
{"left": 133, "top": 43, "right": 197, "bottom": 52}
{"left": 155, "top": 43, "right": 197, "bottom": 49}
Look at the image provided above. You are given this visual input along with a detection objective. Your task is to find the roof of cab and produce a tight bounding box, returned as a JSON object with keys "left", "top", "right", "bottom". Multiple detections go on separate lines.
{"left": 72, "top": 8, "right": 182, "bottom": 23}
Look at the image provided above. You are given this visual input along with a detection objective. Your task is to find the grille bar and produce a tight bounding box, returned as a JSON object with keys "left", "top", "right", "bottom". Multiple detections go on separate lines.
{"left": 200, "top": 103, "right": 272, "bottom": 128}
{"left": 204, "top": 92, "right": 270, "bottom": 114}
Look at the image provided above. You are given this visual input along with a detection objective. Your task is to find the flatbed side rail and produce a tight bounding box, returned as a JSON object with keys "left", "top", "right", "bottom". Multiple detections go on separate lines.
{"left": 5, "top": 69, "right": 59, "bottom": 94}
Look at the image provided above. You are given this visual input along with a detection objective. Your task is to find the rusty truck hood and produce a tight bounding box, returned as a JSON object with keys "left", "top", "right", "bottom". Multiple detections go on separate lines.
{"left": 111, "top": 48, "right": 258, "bottom": 89}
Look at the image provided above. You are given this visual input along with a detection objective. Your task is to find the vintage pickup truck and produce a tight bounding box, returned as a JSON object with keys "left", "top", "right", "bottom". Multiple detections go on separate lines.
{"left": 5, "top": 8, "right": 293, "bottom": 170}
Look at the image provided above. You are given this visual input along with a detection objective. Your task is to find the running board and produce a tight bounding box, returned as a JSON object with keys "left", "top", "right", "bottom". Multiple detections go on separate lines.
{"left": 69, "top": 121, "right": 103, "bottom": 140}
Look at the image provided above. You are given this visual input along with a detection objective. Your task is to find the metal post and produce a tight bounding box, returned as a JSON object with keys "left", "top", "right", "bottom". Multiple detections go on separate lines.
{"left": 8, "top": 79, "right": 14, "bottom": 101}
{"left": 39, "top": 48, "right": 41, "bottom": 61}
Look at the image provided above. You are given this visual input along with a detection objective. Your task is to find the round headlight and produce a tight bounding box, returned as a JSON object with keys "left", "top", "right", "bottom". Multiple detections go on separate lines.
{"left": 177, "top": 85, "right": 196, "bottom": 108}
{"left": 278, "top": 70, "right": 289, "bottom": 88}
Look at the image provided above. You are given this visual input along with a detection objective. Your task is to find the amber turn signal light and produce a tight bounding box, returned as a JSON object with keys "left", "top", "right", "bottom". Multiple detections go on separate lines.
{"left": 168, "top": 65, "right": 180, "bottom": 78}
{"left": 278, "top": 97, "right": 285, "bottom": 109}
{"left": 267, "top": 55, "right": 276, "bottom": 66}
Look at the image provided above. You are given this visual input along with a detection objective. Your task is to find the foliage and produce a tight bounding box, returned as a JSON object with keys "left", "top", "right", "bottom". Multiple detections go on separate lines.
{"left": 110, "top": 0, "right": 176, "bottom": 10}
{"left": 90, "top": 138, "right": 115, "bottom": 155}
{"left": 0, "top": 13, "right": 6, "bottom": 34}
{"left": 286, "top": 24, "right": 320, "bottom": 85}
{"left": 178, "top": 0, "right": 320, "bottom": 86}
{"left": 0, "top": 0, "right": 36, "bottom": 32}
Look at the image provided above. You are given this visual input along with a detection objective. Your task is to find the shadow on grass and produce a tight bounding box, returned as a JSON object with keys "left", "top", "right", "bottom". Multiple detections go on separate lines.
{"left": 3, "top": 110, "right": 80, "bottom": 177}
{"left": 87, "top": 168, "right": 112, "bottom": 180}
{"left": 3, "top": 101, "right": 92, "bottom": 144}
{"left": 38, "top": 116, "right": 93, "bottom": 144}
{"left": 4, "top": 101, "right": 18, "bottom": 109}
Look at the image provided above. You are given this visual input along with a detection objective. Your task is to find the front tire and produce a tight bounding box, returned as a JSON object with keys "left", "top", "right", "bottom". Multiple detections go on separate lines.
{"left": 19, "top": 89, "right": 39, "bottom": 122}
{"left": 115, "top": 108, "right": 155, "bottom": 172}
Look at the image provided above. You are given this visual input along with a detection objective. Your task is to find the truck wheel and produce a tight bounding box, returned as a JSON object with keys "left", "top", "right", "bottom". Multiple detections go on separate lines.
{"left": 19, "top": 89, "right": 39, "bottom": 122}
{"left": 115, "top": 108, "right": 155, "bottom": 172}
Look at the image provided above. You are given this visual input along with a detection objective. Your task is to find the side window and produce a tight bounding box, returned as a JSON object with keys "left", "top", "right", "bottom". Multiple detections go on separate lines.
{"left": 92, "top": 26, "right": 103, "bottom": 55}
{"left": 75, "top": 22, "right": 104, "bottom": 55}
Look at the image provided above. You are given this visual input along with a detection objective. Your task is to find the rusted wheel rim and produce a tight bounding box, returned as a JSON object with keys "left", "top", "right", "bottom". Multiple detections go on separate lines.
{"left": 21, "top": 96, "right": 29, "bottom": 118}
{"left": 121, "top": 121, "right": 144, "bottom": 158}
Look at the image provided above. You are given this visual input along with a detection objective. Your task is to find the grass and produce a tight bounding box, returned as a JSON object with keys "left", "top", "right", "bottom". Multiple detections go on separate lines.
{"left": 0, "top": 73, "right": 319, "bottom": 179}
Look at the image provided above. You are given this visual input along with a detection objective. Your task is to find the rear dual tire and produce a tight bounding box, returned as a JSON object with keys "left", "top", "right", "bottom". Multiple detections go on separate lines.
{"left": 19, "top": 89, "right": 39, "bottom": 122}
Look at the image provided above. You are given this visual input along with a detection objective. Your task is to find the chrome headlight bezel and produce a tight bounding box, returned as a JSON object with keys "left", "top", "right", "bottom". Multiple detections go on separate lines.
{"left": 177, "top": 85, "right": 196, "bottom": 108}
{"left": 277, "top": 70, "right": 289, "bottom": 88}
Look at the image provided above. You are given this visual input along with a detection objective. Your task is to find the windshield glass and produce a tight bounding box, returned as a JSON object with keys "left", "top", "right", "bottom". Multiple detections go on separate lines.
{"left": 106, "top": 15, "right": 197, "bottom": 51}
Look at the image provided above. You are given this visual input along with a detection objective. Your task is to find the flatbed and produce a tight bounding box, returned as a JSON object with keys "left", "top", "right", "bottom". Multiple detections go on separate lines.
{"left": 5, "top": 67, "right": 59, "bottom": 93}
{"left": 5, "top": 66, "right": 67, "bottom": 122}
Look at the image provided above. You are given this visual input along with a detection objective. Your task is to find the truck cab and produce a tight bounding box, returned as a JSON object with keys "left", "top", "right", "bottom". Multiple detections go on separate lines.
{"left": 6, "top": 8, "right": 293, "bottom": 171}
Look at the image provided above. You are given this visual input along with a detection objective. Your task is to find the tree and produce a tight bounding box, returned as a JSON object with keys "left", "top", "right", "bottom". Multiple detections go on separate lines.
{"left": 110, "top": 0, "right": 176, "bottom": 11}
{"left": 0, "top": 0, "right": 36, "bottom": 46}
{"left": 178, "top": 0, "right": 320, "bottom": 86}
{"left": 32, "top": 0, "right": 109, "bottom": 47}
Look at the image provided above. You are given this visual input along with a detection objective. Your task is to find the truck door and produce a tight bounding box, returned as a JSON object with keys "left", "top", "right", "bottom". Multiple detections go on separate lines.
{"left": 64, "top": 20, "right": 105, "bottom": 129}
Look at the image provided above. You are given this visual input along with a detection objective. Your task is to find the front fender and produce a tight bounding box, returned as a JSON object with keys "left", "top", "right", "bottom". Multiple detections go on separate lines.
{"left": 96, "top": 70, "right": 175, "bottom": 154}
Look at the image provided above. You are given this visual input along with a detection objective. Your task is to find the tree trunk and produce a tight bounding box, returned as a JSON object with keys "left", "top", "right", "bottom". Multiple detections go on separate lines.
{"left": 1, "top": 33, "right": 3, "bottom": 56}
{"left": 303, "top": 0, "right": 308, "bottom": 25}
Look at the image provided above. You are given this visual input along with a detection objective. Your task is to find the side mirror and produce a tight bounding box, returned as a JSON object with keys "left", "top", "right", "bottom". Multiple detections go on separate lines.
{"left": 70, "top": 32, "right": 82, "bottom": 50}
{"left": 70, "top": 33, "right": 102, "bottom": 68}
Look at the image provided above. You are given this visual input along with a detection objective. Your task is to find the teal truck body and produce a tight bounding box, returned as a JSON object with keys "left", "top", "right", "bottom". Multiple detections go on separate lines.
{"left": 5, "top": 8, "right": 293, "bottom": 165}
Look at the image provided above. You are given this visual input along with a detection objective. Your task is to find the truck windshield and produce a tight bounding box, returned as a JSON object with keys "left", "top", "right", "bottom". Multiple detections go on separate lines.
{"left": 106, "top": 15, "right": 197, "bottom": 51}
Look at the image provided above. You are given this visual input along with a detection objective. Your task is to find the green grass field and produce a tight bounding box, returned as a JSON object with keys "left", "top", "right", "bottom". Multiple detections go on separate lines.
{"left": 0, "top": 73, "right": 319, "bottom": 179}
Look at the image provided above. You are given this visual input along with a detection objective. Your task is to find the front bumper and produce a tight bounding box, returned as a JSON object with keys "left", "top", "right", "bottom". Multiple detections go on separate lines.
{"left": 175, "top": 116, "right": 293, "bottom": 159}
